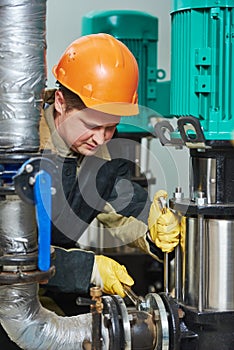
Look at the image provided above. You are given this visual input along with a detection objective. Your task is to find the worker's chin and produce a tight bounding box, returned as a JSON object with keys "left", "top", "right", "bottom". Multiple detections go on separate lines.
{"left": 75, "top": 146, "right": 98, "bottom": 156}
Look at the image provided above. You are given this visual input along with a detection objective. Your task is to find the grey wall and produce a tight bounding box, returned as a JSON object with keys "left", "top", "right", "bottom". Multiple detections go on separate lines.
{"left": 46, "top": 0, "right": 171, "bottom": 88}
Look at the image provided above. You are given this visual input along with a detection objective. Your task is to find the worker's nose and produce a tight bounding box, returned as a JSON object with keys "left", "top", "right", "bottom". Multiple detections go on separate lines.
{"left": 92, "top": 127, "right": 105, "bottom": 145}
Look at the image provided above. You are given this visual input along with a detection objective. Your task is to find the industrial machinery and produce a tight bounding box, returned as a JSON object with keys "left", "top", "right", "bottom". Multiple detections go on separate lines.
{"left": 82, "top": 9, "right": 171, "bottom": 132}
{"left": 81, "top": 2, "right": 234, "bottom": 350}
{"left": 1, "top": 1, "right": 234, "bottom": 350}
{"left": 154, "top": 1, "right": 234, "bottom": 349}
{"left": 80, "top": 0, "right": 234, "bottom": 350}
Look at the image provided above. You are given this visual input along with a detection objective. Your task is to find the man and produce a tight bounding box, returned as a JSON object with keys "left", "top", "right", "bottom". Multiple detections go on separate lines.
{"left": 40, "top": 33, "right": 180, "bottom": 299}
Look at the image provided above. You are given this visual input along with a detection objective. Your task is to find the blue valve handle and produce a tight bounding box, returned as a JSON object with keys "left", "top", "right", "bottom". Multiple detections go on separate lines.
{"left": 34, "top": 170, "right": 52, "bottom": 272}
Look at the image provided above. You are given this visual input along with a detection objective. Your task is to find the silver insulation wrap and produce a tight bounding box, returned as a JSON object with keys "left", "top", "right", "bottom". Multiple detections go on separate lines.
{"left": 0, "top": 0, "right": 47, "bottom": 151}
{"left": 0, "top": 283, "right": 110, "bottom": 350}
{"left": 0, "top": 1, "right": 108, "bottom": 349}
{"left": 0, "top": 197, "right": 37, "bottom": 255}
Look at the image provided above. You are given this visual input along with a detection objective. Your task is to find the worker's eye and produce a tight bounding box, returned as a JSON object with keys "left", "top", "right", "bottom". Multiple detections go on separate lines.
{"left": 83, "top": 122, "right": 98, "bottom": 130}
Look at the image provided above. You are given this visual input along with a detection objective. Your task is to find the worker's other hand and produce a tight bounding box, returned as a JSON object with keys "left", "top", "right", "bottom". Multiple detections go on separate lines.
{"left": 148, "top": 190, "right": 180, "bottom": 253}
{"left": 91, "top": 255, "right": 134, "bottom": 298}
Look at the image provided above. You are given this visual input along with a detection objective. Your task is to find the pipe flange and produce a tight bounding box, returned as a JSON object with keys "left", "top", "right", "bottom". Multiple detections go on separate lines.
{"left": 159, "top": 292, "right": 181, "bottom": 350}
{"left": 102, "top": 295, "right": 122, "bottom": 350}
{"left": 112, "top": 295, "right": 131, "bottom": 350}
{"left": 145, "top": 293, "right": 169, "bottom": 350}
{"left": 0, "top": 265, "right": 55, "bottom": 285}
{"left": 0, "top": 247, "right": 55, "bottom": 271}
{"left": 169, "top": 198, "right": 234, "bottom": 216}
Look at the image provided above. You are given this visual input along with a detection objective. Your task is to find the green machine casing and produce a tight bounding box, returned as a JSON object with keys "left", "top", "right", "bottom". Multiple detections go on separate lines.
{"left": 171, "top": 0, "right": 234, "bottom": 141}
{"left": 82, "top": 9, "right": 171, "bottom": 134}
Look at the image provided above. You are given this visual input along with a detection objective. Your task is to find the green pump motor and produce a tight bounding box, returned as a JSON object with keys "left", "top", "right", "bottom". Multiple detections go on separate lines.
{"left": 80, "top": 5, "right": 234, "bottom": 350}
{"left": 82, "top": 10, "right": 170, "bottom": 134}
{"left": 154, "top": 2, "right": 234, "bottom": 350}
{"left": 170, "top": 0, "right": 234, "bottom": 141}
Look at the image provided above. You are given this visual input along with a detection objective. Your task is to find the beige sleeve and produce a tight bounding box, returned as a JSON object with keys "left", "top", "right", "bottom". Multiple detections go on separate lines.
{"left": 97, "top": 203, "right": 163, "bottom": 263}
{"left": 97, "top": 203, "right": 147, "bottom": 246}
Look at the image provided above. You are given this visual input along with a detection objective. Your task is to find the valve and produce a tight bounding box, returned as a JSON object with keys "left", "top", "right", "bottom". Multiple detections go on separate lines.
{"left": 13, "top": 157, "right": 58, "bottom": 205}
{"left": 34, "top": 170, "right": 52, "bottom": 272}
{"left": 13, "top": 156, "right": 58, "bottom": 272}
{"left": 77, "top": 287, "right": 104, "bottom": 350}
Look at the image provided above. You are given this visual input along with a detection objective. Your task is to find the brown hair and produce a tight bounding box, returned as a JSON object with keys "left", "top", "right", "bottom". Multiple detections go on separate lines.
{"left": 58, "top": 83, "right": 86, "bottom": 112}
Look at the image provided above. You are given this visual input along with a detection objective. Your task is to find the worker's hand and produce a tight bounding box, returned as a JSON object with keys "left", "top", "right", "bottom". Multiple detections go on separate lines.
{"left": 91, "top": 255, "right": 134, "bottom": 298}
{"left": 148, "top": 190, "right": 180, "bottom": 253}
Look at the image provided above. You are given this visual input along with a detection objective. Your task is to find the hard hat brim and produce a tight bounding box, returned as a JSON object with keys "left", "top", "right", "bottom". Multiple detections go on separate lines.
{"left": 82, "top": 99, "right": 139, "bottom": 117}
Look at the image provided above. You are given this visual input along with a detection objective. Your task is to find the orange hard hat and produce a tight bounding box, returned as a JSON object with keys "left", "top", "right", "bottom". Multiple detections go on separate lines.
{"left": 53, "top": 33, "right": 139, "bottom": 116}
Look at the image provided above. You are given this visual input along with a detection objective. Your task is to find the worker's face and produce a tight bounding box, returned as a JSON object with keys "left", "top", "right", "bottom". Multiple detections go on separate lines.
{"left": 54, "top": 95, "right": 120, "bottom": 155}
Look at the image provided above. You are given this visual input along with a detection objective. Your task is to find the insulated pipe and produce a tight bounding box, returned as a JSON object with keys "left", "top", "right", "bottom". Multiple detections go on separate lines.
{"left": 0, "top": 1, "right": 109, "bottom": 349}
{"left": 0, "top": 198, "right": 37, "bottom": 257}
{"left": 0, "top": 0, "right": 46, "bottom": 151}
{"left": 0, "top": 283, "right": 109, "bottom": 350}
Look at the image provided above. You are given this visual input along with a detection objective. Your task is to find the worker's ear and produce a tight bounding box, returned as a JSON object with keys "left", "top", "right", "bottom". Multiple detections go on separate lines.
{"left": 54, "top": 90, "right": 66, "bottom": 115}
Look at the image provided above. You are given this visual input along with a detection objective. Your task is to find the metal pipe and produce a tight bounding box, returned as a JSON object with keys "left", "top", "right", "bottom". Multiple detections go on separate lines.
{"left": 0, "top": 197, "right": 37, "bottom": 256}
{"left": 174, "top": 245, "right": 182, "bottom": 300}
{"left": 0, "top": 0, "right": 46, "bottom": 152}
{"left": 0, "top": 283, "right": 110, "bottom": 350}
{"left": 164, "top": 252, "right": 169, "bottom": 294}
{"left": 173, "top": 187, "right": 183, "bottom": 300}
{"left": 0, "top": 2, "right": 109, "bottom": 349}
{"left": 198, "top": 214, "right": 204, "bottom": 312}
{"left": 90, "top": 287, "right": 103, "bottom": 350}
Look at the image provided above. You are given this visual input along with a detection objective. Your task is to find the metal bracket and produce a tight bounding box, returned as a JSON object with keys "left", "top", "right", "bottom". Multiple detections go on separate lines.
{"left": 154, "top": 120, "right": 184, "bottom": 147}
{"left": 177, "top": 116, "right": 209, "bottom": 149}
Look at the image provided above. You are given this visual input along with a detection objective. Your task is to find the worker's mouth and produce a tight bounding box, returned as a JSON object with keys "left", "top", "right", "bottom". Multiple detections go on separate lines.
{"left": 85, "top": 143, "right": 99, "bottom": 151}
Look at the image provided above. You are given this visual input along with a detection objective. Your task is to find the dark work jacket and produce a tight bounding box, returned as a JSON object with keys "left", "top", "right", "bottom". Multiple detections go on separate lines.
{"left": 40, "top": 102, "right": 152, "bottom": 294}
{"left": 49, "top": 144, "right": 151, "bottom": 248}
